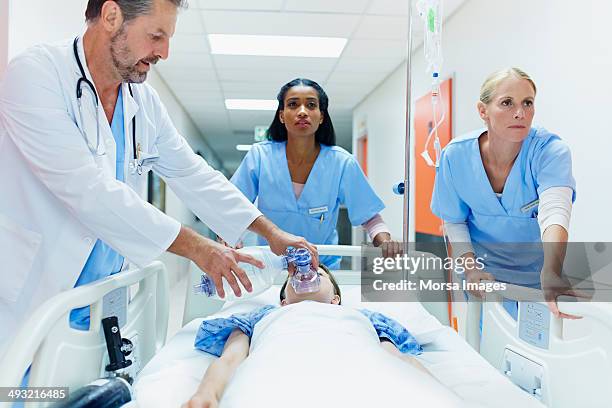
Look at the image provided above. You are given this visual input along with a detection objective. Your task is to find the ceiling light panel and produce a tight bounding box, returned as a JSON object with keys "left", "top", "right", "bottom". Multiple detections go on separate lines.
{"left": 212, "top": 55, "right": 337, "bottom": 72}
{"left": 225, "top": 99, "right": 278, "bottom": 111}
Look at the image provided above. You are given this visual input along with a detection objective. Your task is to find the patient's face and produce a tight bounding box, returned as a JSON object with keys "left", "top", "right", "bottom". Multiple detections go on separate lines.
{"left": 282, "top": 267, "right": 340, "bottom": 306}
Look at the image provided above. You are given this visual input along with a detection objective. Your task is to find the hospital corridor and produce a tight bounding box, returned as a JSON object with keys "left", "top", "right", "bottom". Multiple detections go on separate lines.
{"left": 1, "top": 0, "right": 611, "bottom": 407}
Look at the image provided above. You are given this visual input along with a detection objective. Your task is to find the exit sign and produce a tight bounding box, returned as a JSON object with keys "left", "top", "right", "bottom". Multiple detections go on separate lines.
{"left": 254, "top": 126, "right": 268, "bottom": 142}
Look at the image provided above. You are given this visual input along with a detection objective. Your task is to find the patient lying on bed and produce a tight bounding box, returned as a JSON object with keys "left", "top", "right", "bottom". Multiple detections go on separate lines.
{"left": 182, "top": 266, "right": 465, "bottom": 408}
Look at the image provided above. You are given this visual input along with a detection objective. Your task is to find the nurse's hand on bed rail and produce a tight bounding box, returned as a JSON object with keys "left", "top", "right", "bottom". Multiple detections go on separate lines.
{"left": 464, "top": 269, "right": 495, "bottom": 299}
{"left": 373, "top": 233, "right": 403, "bottom": 259}
{"left": 541, "top": 268, "right": 585, "bottom": 320}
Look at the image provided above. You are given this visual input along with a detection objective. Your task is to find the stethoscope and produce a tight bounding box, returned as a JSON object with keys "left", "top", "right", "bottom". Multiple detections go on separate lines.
{"left": 73, "top": 37, "right": 142, "bottom": 175}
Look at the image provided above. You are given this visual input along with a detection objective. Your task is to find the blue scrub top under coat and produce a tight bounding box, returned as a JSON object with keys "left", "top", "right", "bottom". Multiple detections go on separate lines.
{"left": 231, "top": 141, "right": 385, "bottom": 268}
{"left": 431, "top": 127, "right": 576, "bottom": 285}
{"left": 70, "top": 87, "right": 126, "bottom": 329}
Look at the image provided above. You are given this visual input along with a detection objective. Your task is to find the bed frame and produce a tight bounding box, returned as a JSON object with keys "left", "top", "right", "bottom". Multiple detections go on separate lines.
{"left": 0, "top": 262, "right": 168, "bottom": 407}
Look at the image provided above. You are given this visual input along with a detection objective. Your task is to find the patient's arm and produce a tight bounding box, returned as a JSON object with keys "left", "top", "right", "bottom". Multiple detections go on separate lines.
{"left": 379, "top": 340, "right": 432, "bottom": 376}
{"left": 183, "top": 329, "right": 250, "bottom": 408}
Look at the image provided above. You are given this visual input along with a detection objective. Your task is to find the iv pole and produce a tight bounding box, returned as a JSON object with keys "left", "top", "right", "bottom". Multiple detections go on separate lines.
{"left": 403, "top": 1, "right": 414, "bottom": 247}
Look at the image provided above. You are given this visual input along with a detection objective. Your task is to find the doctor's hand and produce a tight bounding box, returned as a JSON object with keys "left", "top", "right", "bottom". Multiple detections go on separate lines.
{"left": 168, "top": 226, "right": 264, "bottom": 299}
{"left": 195, "top": 240, "right": 265, "bottom": 299}
{"left": 541, "top": 268, "right": 584, "bottom": 320}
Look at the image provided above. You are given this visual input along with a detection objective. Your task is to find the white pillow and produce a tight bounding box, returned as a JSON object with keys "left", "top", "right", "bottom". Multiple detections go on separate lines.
{"left": 216, "top": 285, "right": 444, "bottom": 344}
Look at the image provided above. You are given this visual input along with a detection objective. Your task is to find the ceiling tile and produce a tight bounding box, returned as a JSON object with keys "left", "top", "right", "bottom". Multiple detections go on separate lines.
{"left": 156, "top": 67, "right": 218, "bottom": 83}
{"left": 163, "top": 52, "right": 214, "bottom": 70}
{"left": 202, "top": 11, "right": 360, "bottom": 37}
{"left": 194, "top": 0, "right": 284, "bottom": 11}
{"left": 342, "top": 39, "right": 407, "bottom": 59}
{"left": 283, "top": 0, "right": 369, "bottom": 14}
{"left": 353, "top": 16, "right": 409, "bottom": 40}
{"left": 333, "top": 56, "right": 402, "bottom": 73}
{"left": 367, "top": 0, "right": 410, "bottom": 16}
{"left": 175, "top": 8, "right": 204, "bottom": 34}
{"left": 220, "top": 81, "right": 283, "bottom": 96}
{"left": 169, "top": 34, "right": 210, "bottom": 53}
{"left": 216, "top": 70, "right": 328, "bottom": 87}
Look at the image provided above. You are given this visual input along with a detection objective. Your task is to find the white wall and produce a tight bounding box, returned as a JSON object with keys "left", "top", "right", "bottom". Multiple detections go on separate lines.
{"left": 6, "top": 0, "right": 222, "bottom": 284}
{"left": 8, "top": 0, "right": 88, "bottom": 59}
{"left": 0, "top": 0, "right": 8, "bottom": 80}
{"left": 352, "top": 66, "right": 408, "bottom": 241}
{"left": 354, "top": 0, "right": 612, "bottom": 242}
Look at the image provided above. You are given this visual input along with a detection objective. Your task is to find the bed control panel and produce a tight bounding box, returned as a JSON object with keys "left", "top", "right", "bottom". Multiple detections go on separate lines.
{"left": 503, "top": 348, "right": 544, "bottom": 401}
{"left": 518, "top": 302, "right": 550, "bottom": 349}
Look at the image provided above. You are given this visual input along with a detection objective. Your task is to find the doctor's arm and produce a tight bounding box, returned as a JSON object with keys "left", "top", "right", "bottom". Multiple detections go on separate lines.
{"left": 183, "top": 329, "right": 250, "bottom": 408}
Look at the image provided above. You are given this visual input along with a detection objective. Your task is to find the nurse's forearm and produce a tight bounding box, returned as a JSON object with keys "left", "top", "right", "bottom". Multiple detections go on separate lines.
{"left": 541, "top": 224, "right": 568, "bottom": 274}
{"left": 247, "top": 215, "right": 281, "bottom": 239}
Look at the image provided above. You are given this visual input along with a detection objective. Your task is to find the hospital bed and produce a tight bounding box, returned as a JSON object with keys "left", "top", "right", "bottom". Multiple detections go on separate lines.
{"left": 134, "top": 246, "right": 544, "bottom": 408}
{"left": 0, "top": 246, "right": 607, "bottom": 407}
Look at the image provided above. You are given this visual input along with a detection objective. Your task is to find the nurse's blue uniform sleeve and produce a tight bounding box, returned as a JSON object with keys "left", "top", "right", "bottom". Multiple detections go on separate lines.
{"left": 533, "top": 138, "right": 576, "bottom": 201}
{"left": 338, "top": 156, "right": 385, "bottom": 225}
{"left": 359, "top": 309, "right": 422, "bottom": 355}
{"left": 194, "top": 305, "right": 276, "bottom": 357}
{"left": 431, "top": 148, "right": 470, "bottom": 223}
{"left": 230, "top": 145, "right": 261, "bottom": 203}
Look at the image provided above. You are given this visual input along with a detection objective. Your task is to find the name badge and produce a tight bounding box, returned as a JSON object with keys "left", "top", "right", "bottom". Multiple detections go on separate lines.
{"left": 309, "top": 206, "right": 328, "bottom": 215}
{"left": 520, "top": 199, "right": 539, "bottom": 213}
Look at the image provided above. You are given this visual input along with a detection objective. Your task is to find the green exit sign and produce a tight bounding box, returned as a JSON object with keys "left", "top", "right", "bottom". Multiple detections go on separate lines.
{"left": 254, "top": 126, "right": 268, "bottom": 142}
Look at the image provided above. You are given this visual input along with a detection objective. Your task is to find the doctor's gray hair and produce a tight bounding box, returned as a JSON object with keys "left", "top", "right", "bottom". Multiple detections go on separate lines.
{"left": 479, "top": 67, "right": 537, "bottom": 105}
{"left": 86, "top": 0, "right": 188, "bottom": 23}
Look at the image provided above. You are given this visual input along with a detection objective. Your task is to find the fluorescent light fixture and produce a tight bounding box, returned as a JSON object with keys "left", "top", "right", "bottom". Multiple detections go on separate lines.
{"left": 236, "top": 144, "right": 252, "bottom": 152}
{"left": 225, "top": 99, "right": 277, "bottom": 111}
{"left": 209, "top": 34, "right": 347, "bottom": 58}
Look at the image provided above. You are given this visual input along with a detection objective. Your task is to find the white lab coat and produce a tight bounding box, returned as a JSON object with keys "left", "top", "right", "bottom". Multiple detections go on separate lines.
{"left": 0, "top": 37, "right": 261, "bottom": 357}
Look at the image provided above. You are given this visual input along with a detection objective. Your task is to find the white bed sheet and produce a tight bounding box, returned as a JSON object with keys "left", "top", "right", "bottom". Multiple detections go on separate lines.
{"left": 134, "top": 286, "right": 544, "bottom": 408}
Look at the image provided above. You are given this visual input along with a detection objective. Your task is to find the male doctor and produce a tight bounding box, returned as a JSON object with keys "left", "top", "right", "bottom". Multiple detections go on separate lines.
{"left": 0, "top": 0, "right": 318, "bottom": 357}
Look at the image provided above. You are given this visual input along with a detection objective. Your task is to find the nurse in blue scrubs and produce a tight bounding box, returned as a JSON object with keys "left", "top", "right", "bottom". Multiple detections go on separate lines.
{"left": 431, "top": 68, "right": 578, "bottom": 318}
{"left": 230, "top": 78, "right": 400, "bottom": 268}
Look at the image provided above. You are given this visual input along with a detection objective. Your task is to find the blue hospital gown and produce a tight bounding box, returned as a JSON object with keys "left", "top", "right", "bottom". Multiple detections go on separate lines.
{"left": 195, "top": 305, "right": 422, "bottom": 357}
